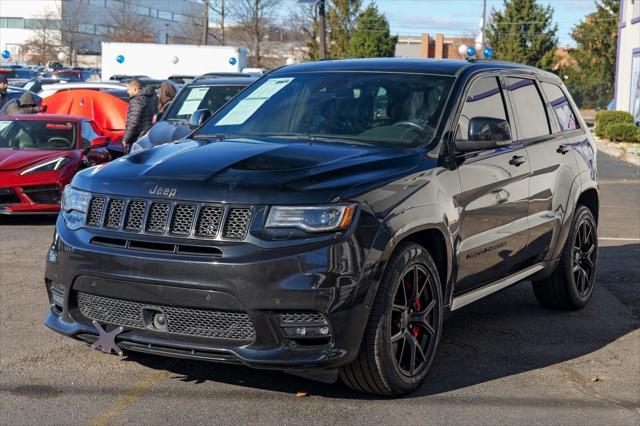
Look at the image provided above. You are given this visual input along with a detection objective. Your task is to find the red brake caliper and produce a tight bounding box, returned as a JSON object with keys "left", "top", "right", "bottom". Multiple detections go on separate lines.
{"left": 411, "top": 296, "right": 422, "bottom": 338}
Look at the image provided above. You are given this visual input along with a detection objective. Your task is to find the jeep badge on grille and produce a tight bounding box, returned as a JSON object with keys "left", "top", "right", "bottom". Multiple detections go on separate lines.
{"left": 149, "top": 185, "right": 177, "bottom": 198}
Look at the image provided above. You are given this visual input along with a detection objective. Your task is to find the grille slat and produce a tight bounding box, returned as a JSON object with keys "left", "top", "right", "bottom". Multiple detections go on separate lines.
{"left": 223, "top": 208, "right": 252, "bottom": 239}
{"left": 124, "top": 200, "right": 146, "bottom": 231}
{"left": 87, "top": 197, "right": 105, "bottom": 226}
{"left": 86, "top": 195, "right": 253, "bottom": 242}
{"left": 77, "top": 292, "right": 255, "bottom": 341}
{"left": 195, "top": 205, "right": 223, "bottom": 237}
{"left": 146, "top": 202, "right": 170, "bottom": 234}
{"left": 170, "top": 204, "right": 196, "bottom": 235}
{"left": 105, "top": 199, "right": 125, "bottom": 229}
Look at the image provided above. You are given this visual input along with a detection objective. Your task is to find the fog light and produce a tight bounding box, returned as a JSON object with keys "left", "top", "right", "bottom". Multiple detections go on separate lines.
{"left": 282, "top": 325, "right": 331, "bottom": 338}
{"left": 153, "top": 313, "right": 167, "bottom": 330}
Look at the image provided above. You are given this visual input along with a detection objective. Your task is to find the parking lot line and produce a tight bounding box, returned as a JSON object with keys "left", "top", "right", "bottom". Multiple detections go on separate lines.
{"left": 88, "top": 370, "right": 167, "bottom": 426}
{"left": 598, "top": 237, "right": 640, "bottom": 241}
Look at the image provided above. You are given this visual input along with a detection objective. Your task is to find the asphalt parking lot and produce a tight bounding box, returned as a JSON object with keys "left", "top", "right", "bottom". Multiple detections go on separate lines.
{"left": 1, "top": 152, "right": 638, "bottom": 425}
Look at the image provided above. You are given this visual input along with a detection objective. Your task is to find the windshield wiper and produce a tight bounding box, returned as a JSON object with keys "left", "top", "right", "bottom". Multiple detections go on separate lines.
{"left": 193, "top": 133, "right": 228, "bottom": 140}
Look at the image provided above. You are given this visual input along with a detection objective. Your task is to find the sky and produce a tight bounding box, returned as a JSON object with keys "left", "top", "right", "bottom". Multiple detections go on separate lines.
{"left": 281, "top": 0, "right": 599, "bottom": 48}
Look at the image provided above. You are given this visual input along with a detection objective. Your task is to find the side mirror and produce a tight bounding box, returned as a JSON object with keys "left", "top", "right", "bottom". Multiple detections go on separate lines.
{"left": 455, "top": 117, "right": 512, "bottom": 152}
{"left": 89, "top": 136, "right": 109, "bottom": 149}
{"left": 189, "top": 109, "right": 211, "bottom": 129}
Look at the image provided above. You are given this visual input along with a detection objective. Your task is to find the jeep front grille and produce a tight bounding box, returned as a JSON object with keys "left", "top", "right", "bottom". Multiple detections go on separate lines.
{"left": 85, "top": 194, "right": 253, "bottom": 241}
{"left": 76, "top": 292, "right": 256, "bottom": 341}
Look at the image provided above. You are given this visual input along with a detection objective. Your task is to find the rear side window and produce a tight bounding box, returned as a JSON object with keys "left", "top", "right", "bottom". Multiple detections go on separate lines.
{"left": 456, "top": 76, "right": 508, "bottom": 142}
{"left": 541, "top": 82, "right": 578, "bottom": 132}
{"left": 505, "top": 77, "right": 550, "bottom": 140}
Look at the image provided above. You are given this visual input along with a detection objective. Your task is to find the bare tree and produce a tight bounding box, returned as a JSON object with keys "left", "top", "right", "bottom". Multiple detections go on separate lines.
{"left": 57, "top": 1, "right": 91, "bottom": 66}
{"left": 179, "top": 0, "right": 227, "bottom": 45}
{"left": 230, "top": 0, "right": 281, "bottom": 66}
{"left": 21, "top": 9, "right": 60, "bottom": 64}
{"left": 289, "top": 4, "right": 318, "bottom": 60}
{"left": 104, "top": 0, "right": 154, "bottom": 43}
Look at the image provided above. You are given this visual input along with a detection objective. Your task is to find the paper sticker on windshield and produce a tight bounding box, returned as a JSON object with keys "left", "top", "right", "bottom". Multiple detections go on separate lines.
{"left": 215, "top": 77, "right": 294, "bottom": 125}
{"left": 177, "top": 87, "right": 209, "bottom": 116}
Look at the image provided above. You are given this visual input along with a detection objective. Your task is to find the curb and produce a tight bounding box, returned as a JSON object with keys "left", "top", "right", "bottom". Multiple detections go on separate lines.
{"left": 595, "top": 137, "right": 640, "bottom": 166}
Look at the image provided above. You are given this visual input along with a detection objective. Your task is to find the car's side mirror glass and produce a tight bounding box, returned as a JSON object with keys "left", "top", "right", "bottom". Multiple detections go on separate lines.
{"left": 455, "top": 117, "right": 512, "bottom": 152}
{"left": 189, "top": 109, "right": 212, "bottom": 129}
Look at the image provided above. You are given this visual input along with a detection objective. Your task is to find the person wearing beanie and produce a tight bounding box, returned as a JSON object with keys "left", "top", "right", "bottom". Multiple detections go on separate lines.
{"left": 2, "top": 91, "right": 47, "bottom": 115}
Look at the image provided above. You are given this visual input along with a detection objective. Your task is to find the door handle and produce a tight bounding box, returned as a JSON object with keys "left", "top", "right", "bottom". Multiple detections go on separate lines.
{"left": 509, "top": 155, "right": 526, "bottom": 166}
{"left": 557, "top": 144, "right": 571, "bottom": 154}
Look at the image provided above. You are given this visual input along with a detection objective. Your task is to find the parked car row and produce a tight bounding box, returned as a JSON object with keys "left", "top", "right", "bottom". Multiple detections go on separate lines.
{"left": 1, "top": 70, "right": 262, "bottom": 214}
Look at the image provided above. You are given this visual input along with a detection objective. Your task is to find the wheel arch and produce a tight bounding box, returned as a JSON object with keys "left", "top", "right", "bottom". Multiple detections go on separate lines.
{"left": 577, "top": 187, "right": 599, "bottom": 224}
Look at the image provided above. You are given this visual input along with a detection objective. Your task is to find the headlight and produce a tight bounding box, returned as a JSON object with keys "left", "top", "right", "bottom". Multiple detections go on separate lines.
{"left": 266, "top": 204, "right": 356, "bottom": 233}
{"left": 61, "top": 186, "right": 90, "bottom": 230}
{"left": 20, "top": 156, "right": 71, "bottom": 175}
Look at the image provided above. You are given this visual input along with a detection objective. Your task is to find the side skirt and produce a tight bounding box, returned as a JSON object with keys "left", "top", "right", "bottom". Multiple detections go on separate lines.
{"left": 450, "top": 264, "right": 544, "bottom": 311}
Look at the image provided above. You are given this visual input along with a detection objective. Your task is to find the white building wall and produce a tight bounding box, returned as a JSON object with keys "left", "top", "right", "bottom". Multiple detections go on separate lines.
{"left": 615, "top": 0, "right": 640, "bottom": 122}
{"left": 0, "top": 0, "right": 200, "bottom": 64}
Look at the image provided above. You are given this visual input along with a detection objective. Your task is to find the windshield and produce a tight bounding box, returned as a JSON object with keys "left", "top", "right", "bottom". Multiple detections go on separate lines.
{"left": 0, "top": 120, "right": 77, "bottom": 150}
{"left": 196, "top": 72, "right": 453, "bottom": 147}
{"left": 166, "top": 84, "right": 247, "bottom": 121}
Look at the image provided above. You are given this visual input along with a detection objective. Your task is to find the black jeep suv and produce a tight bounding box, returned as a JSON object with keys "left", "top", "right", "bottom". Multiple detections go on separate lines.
{"left": 45, "top": 59, "right": 598, "bottom": 395}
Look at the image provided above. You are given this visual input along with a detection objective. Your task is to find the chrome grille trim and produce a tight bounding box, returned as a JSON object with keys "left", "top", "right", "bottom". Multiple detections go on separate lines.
{"left": 84, "top": 194, "right": 253, "bottom": 241}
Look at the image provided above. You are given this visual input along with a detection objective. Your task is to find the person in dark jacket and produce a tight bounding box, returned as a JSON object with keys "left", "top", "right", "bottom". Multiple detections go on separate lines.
{"left": 3, "top": 92, "right": 47, "bottom": 115}
{"left": 122, "top": 79, "right": 158, "bottom": 152}
{"left": 0, "top": 75, "right": 9, "bottom": 112}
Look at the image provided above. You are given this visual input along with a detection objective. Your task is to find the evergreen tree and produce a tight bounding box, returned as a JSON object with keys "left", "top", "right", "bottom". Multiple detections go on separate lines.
{"left": 565, "top": 0, "right": 619, "bottom": 108}
{"left": 349, "top": 4, "right": 396, "bottom": 58}
{"left": 327, "top": 0, "right": 362, "bottom": 59}
{"left": 487, "top": 0, "right": 558, "bottom": 70}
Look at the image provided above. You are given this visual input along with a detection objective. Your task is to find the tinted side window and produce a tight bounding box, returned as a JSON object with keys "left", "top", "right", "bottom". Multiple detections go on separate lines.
{"left": 456, "top": 76, "right": 507, "bottom": 142}
{"left": 541, "top": 82, "right": 578, "bottom": 132}
{"left": 81, "top": 121, "right": 100, "bottom": 147}
{"left": 505, "top": 77, "right": 550, "bottom": 140}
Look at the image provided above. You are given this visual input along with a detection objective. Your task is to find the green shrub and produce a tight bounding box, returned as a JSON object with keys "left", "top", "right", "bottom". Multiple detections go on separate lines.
{"left": 604, "top": 123, "right": 639, "bottom": 142}
{"left": 595, "top": 110, "right": 635, "bottom": 137}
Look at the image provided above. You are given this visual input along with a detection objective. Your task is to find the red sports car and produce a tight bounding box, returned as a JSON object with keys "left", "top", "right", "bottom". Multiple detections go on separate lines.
{"left": 0, "top": 115, "right": 123, "bottom": 214}
{"left": 0, "top": 90, "right": 127, "bottom": 214}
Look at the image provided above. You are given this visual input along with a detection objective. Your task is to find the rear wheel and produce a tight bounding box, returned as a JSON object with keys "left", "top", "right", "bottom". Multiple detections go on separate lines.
{"left": 340, "top": 242, "right": 443, "bottom": 395}
{"left": 532, "top": 205, "right": 598, "bottom": 310}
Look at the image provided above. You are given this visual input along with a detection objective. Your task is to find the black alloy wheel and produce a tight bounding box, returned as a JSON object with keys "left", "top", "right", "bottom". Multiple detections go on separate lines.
{"left": 572, "top": 217, "right": 597, "bottom": 297}
{"left": 533, "top": 205, "right": 598, "bottom": 310}
{"left": 341, "top": 242, "right": 443, "bottom": 395}
{"left": 390, "top": 264, "right": 438, "bottom": 377}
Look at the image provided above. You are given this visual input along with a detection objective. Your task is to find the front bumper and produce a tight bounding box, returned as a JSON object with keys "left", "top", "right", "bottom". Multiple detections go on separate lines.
{"left": 44, "top": 215, "right": 378, "bottom": 373}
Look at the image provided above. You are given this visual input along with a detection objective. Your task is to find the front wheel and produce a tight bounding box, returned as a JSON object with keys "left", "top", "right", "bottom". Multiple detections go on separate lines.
{"left": 340, "top": 242, "right": 443, "bottom": 395}
{"left": 532, "top": 205, "right": 598, "bottom": 310}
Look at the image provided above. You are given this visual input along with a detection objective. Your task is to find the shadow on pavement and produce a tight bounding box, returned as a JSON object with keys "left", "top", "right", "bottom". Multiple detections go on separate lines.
{"left": 0, "top": 215, "right": 57, "bottom": 226}
{"left": 126, "top": 244, "right": 639, "bottom": 399}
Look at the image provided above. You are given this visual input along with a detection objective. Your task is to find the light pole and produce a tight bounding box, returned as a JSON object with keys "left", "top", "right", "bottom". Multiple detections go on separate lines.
{"left": 299, "top": 0, "right": 326, "bottom": 60}
{"left": 481, "top": 0, "right": 487, "bottom": 56}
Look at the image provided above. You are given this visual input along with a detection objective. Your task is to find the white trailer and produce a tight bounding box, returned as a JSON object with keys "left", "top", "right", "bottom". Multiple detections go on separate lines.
{"left": 101, "top": 42, "right": 249, "bottom": 80}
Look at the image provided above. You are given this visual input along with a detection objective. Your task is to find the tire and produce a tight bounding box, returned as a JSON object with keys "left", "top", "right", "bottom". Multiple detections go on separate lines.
{"left": 532, "top": 205, "right": 598, "bottom": 310}
{"left": 340, "top": 242, "right": 443, "bottom": 395}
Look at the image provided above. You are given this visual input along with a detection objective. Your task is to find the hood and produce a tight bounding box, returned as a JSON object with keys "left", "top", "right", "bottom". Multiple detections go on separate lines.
{"left": 133, "top": 120, "right": 192, "bottom": 150}
{"left": 0, "top": 149, "right": 68, "bottom": 171}
{"left": 73, "top": 137, "right": 422, "bottom": 204}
